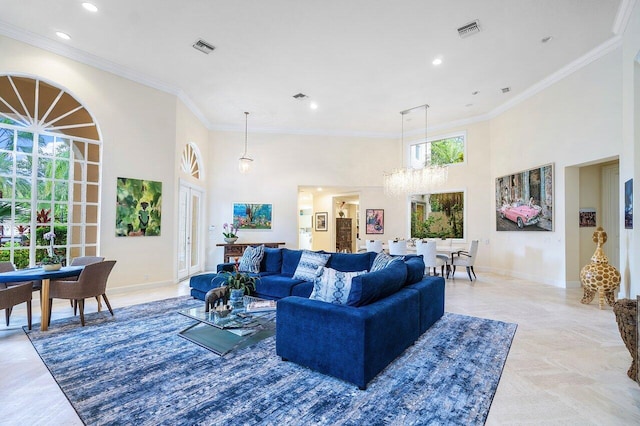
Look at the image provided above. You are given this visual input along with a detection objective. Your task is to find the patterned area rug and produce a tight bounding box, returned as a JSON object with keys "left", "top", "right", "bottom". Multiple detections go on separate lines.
{"left": 25, "top": 296, "right": 517, "bottom": 425}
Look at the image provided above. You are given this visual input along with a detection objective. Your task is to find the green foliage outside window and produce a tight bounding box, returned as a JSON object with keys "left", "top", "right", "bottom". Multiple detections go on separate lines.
{"left": 430, "top": 136, "right": 464, "bottom": 165}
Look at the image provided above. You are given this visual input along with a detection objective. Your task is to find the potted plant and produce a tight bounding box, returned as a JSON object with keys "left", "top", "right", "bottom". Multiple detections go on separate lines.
{"left": 222, "top": 222, "right": 239, "bottom": 243}
{"left": 221, "top": 260, "right": 258, "bottom": 308}
{"left": 41, "top": 231, "right": 64, "bottom": 271}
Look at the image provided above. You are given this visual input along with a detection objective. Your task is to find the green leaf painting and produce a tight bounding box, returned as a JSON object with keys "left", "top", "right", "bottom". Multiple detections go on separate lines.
{"left": 116, "top": 177, "right": 162, "bottom": 237}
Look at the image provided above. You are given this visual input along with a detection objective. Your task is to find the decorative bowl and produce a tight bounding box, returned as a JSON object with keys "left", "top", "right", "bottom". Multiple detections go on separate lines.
{"left": 224, "top": 237, "right": 238, "bottom": 244}
{"left": 42, "top": 263, "right": 62, "bottom": 271}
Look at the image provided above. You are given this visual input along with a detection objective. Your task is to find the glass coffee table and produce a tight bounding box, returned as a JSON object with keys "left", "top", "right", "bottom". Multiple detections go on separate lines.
{"left": 178, "top": 298, "right": 276, "bottom": 356}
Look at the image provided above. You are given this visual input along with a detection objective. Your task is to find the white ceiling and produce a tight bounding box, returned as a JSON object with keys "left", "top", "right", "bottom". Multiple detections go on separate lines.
{"left": 0, "top": 0, "right": 629, "bottom": 136}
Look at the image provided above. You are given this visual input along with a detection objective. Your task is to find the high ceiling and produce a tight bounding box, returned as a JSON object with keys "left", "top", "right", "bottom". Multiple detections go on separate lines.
{"left": 0, "top": 0, "right": 628, "bottom": 136}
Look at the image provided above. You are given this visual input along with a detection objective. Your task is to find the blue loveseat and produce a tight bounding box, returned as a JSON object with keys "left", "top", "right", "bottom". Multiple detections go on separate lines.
{"left": 189, "top": 247, "right": 445, "bottom": 389}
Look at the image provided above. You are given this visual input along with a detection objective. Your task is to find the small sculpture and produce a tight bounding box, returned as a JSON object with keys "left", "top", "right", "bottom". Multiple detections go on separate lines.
{"left": 205, "top": 285, "right": 229, "bottom": 312}
{"left": 580, "top": 227, "right": 620, "bottom": 309}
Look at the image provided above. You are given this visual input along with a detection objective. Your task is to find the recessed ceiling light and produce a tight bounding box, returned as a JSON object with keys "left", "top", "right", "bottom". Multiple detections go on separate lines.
{"left": 82, "top": 2, "right": 98, "bottom": 12}
{"left": 432, "top": 58, "right": 443, "bottom": 66}
{"left": 541, "top": 36, "right": 553, "bottom": 43}
{"left": 310, "top": 102, "right": 318, "bottom": 110}
{"left": 56, "top": 32, "right": 71, "bottom": 40}
{"left": 317, "top": 187, "right": 323, "bottom": 192}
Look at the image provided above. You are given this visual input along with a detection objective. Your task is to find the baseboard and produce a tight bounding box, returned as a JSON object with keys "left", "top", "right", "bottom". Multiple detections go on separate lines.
{"left": 108, "top": 279, "right": 176, "bottom": 295}
{"left": 481, "top": 266, "right": 574, "bottom": 288}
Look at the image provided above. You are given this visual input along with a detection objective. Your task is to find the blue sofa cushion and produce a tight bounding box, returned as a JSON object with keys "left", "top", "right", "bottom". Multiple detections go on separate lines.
{"left": 370, "top": 252, "right": 402, "bottom": 272}
{"left": 261, "top": 247, "right": 283, "bottom": 273}
{"left": 404, "top": 255, "right": 425, "bottom": 285}
{"left": 255, "top": 274, "right": 305, "bottom": 299}
{"left": 346, "top": 260, "right": 407, "bottom": 307}
{"left": 189, "top": 273, "right": 227, "bottom": 295}
{"left": 281, "top": 249, "right": 303, "bottom": 276}
{"left": 310, "top": 267, "right": 367, "bottom": 305}
{"left": 238, "top": 244, "right": 264, "bottom": 273}
{"left": 293, "top": 250, "right": 330, "bottom": 281}
{"left": 291, "top": 281, "right": 313, "bottom": 297}
{"left": 326, "top": 252, "right": 372, "bottom": 272}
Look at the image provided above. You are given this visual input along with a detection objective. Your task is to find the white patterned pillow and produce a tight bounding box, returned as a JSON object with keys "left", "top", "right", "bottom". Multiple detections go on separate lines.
{"left": 292, "top": 250, "right": 331, "bottom": 281}
{"left": 309, "top": 267, "right": 367, "bottom": 305}
{"left": 370, "top": 252, "right": 402, "bottom": 272}
{"left": 238, "top": 244, "right": 265, "bottom": 273}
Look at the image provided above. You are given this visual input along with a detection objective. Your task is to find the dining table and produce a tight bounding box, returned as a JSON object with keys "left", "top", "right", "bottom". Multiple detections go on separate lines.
{"left": 0, "top": 266, "right": 84, "bottom": 331}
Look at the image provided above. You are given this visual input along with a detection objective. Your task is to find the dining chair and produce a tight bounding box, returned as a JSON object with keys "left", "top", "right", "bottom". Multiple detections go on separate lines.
{"left": 415, "top": 240, "right": 447, "bottom": 277}
{"left": 48, "top": 260, "right": 116, "bottom": 327}
{"left": 0, "top": 261, "right": 39, "bottom": 291}
{"left": 451, "top": 240, "right": 479, "bottom": 281}
{"left": 388, "top": 240, "right": 407, "bottom": 256}
{"left": 54, "top": 256, "right": 105, "bottom": 310}
{"left": 366, "top": 240, "right": 384, "bottom": 253}
{"left": 0, "top": 281, "right": 32, "bottom": 329}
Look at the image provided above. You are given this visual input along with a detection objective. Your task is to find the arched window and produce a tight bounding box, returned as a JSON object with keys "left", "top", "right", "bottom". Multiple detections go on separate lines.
{"left": 0, "top": 75, "right": 101, "bottom": 268}
{"left": 180, "top": 142, "right": 202, "bottom": 180}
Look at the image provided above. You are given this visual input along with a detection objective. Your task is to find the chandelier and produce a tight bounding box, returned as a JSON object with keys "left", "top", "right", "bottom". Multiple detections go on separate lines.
{"left": 238, "top": 111, "right": 253, "bottom": 173}
{"left": 383, "top": 104, "right": 448, "bottom": 196}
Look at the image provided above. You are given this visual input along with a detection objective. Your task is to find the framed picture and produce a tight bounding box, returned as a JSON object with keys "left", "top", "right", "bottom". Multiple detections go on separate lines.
{"left": 233, "top": 203, "right": 272, "bottom": 230}
{"left": 579, "top": 208, "right": 596, "bottom": 227}
{"left": 365, "top": 209, "right": 384, "bottom": 234}
{"left": 315, "top": 212, "right": 328, "bottom": 231}
{"left": 625, "top": 179, "right": 633, "bottom": 229}
{"left": 495, "top": 163, "right": 553, "bottom": 231}
{"left": 116, "top": 177, "right": 162, "bottom": 237}
{"left": 410, "top": 192, "right": 464, "bottom": 238}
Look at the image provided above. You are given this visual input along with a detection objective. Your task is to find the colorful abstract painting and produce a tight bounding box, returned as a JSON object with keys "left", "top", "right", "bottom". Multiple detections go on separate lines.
{"left": 116, "top": 177, "right": 162, "bottom": 236}
{"left": 365, "top": 209, "right": 384, "bottom": 234}
{"left": 233, "top": 203, "right": 272, "bottom": 230}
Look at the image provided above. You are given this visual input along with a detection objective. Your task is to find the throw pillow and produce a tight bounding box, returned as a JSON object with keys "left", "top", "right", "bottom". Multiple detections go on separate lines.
{"left": 292, "top": 250, "right": 331, "bottom": 282}
{"left": 238, "top": 244, "right": 265, "bottom": 273}
{"left": 309, "top": 267, "right": 367, "bottom": 305}
{"left": 370, "top": 252, "right": 402, "bottom": 272}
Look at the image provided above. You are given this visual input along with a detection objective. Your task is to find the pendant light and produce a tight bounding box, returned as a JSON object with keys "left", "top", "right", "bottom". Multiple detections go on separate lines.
{"left": 383, "top": 104, "right": 448, "bottom": 196}
{"left": 238, "top": 111, "right": 253, "bottom": 173}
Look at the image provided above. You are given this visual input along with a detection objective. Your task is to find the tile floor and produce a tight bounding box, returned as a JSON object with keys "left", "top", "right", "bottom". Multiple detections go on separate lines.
{"left": 1, "top": 272, "right": 639, "bottom": 425}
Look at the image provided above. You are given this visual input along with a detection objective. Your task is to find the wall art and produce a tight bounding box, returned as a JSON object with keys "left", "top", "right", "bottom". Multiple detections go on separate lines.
{"left": 116, "top": 177, "right": 162, "bottom": 236}
{"left": 495, "top": 164, "right": 553, "bottom": 231}
{"left": 233, "top": 203, "right": 272, "bottom": 230}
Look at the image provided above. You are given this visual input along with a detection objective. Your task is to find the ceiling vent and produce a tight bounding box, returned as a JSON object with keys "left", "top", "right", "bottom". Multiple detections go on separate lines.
{"left": 501, "top": 87, "right": 511, "bottom": 93}
{"left": 293, "top": 93, "right": 309, "bottom": 100}
{"left": 192, "top": 39, "right": 215, "bottom": 54}
{"left": 457, "top": 20, "right": 480, "bottom": 38}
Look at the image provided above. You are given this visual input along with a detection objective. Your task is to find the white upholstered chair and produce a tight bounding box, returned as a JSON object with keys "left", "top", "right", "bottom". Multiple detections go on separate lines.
{"left": 387, "top": 240, "right": 407, "bottom": 256}
{"left": 451, "top": 240, "right": 479, "bottom": 281}
{"left": 366, "top": 240, "right": 384, "bottom": 253}
{"left": 415, "top": 240, "right": 447, "bottom": 277}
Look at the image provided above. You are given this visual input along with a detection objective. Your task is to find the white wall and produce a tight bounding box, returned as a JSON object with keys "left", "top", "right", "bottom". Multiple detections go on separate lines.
{"left": 489, "top": 47, "right": 623, "bottom": 287}
{"left": 0, "top": 36, "right": 178, "bottom": 288}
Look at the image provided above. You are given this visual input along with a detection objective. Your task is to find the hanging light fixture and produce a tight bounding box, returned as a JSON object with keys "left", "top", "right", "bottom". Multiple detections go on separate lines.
{"left": 383, "top": 104, "right": 448, "bottom": 196}
{"left": 238, "top": 111, "right": 253, "bottom": 173}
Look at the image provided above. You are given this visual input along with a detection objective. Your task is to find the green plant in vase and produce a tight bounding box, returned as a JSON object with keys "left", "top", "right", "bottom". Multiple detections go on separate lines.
{"left": 221, "top": 258, "right": 258, "bottom": 308}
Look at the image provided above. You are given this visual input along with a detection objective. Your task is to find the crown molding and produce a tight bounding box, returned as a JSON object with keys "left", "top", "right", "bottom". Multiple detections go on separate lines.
{"left": 0, "top": 22, "right": 179, "bottom": 96}
{"left": 488, "top": 34, "right": 623, "bottom": 120}
{"left": 209, "top": 123, "right": 397, "bottom": 139}
{"left": 177, "top": 90, "right": 211, "bottom": 129}
{"left": 612, "top": 0, "right": 637, "bottom": 35}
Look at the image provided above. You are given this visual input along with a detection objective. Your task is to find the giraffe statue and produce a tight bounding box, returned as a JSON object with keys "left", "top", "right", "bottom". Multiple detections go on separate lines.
{"left": 580, "top": 226, "right": 621, "bottom": 309}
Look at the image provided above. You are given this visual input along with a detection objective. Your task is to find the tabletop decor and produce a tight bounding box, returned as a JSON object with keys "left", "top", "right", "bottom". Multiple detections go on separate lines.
{"left": 222, "top": 222, "right": 239, "bottom": 243}
{"left": 221, "top": 259, "right": 258, "bottom": 308}
{"left": 41, "top": 231, "right": 64, "bottom": 270}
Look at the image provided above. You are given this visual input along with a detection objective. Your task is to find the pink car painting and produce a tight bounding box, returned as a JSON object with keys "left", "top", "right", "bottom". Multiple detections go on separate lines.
{"left": 499, "top": 198, "right": 542, "bottom": 228}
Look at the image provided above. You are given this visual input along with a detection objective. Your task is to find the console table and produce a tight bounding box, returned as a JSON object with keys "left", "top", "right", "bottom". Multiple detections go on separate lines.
{"left": 216, "top": 242, "right": 285, "bottom": 263}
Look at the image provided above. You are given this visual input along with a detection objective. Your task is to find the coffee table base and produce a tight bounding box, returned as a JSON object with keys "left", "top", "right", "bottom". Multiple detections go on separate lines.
{"left": 179, "top": 317, "right": 275, "bottom": 356}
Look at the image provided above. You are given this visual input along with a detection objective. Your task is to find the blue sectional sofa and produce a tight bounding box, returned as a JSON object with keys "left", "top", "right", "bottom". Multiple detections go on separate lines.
{"left": 188, "top": 247, "right": 445, "bottom": 389}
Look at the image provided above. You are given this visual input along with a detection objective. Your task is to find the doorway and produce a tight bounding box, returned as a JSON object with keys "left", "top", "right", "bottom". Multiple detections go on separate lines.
{"left": 178, "top": 181, "right": 204, "bottom": 279}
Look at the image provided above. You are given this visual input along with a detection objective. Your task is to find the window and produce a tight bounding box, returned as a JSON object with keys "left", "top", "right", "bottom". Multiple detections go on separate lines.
{"left": 409, "top": 133, "right": 465, "bottom": 169}
{"left": 0, "top": 76, "right": 101, "bottom": 268}
{"left": 180, "top": 143, "right": 202, "bottom": 180}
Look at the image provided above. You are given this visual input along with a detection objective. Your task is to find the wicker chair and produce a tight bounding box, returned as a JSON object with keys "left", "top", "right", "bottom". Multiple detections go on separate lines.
{"left": 54, "top": 256, "right": 105, "bottom": 309}
{"left": 0, "top": 282, "right": 33, "bottom": 329}
{"left": 48, "top": 260, "right": 116, "bottom": 327}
